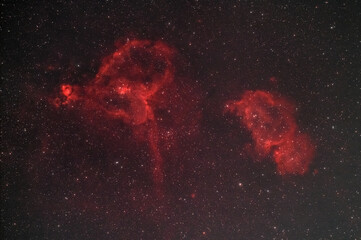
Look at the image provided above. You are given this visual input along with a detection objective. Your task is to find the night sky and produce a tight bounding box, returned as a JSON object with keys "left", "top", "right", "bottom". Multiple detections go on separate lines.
{"left": 1, "top": 1, "right": 361, "bottom": 239}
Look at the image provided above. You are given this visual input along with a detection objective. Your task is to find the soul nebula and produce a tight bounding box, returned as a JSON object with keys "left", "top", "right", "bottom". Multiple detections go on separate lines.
{"left": 226, "top": 90, "right": 315, "bottom": 175}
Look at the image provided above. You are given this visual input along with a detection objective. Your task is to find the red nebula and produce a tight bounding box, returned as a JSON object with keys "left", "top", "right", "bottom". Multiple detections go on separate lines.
{"left": 61, "top": 84, "right": 72, "bottom": 97}
{"left": 53, "top": 84, "right": 79, "bottom": 107}
{"left": 54, "top": 40, "right": 177, "bottom": 197}
{"left": 226, "top": 90, "right": 315, "bottom": 175}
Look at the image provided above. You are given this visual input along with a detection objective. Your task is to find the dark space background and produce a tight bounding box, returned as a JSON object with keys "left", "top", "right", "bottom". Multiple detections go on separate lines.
{"left": 1, "top": 1, "right": 360, "bottom": 239}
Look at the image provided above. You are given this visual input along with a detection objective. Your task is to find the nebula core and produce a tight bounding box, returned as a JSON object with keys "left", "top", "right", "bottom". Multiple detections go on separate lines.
{"left": 226, "top": 90, "right": 315, "bottom": 175}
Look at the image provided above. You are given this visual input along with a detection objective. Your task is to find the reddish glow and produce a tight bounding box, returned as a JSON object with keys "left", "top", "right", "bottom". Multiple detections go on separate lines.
{"left": 269, "top": 76, "right": 277, "bottom": 83}
{"left": 53, "top": 84, "right": 79, "bottom": 107}
{"left": 117, "top": 85, "right": 131, "bottom": 95}
{"left": 61, "top": 84, "right": 72, "bottom": 97}
{"left": 54, "top": 40, "right": 176, "bottom": 197}
{"left": 226, "top": 90, "right": 315, "bottom": 175}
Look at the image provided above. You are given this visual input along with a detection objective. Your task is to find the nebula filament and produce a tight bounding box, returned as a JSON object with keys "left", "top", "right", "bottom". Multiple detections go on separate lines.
{"left": 54, "top": 40, "right": 176, "bottom": 197}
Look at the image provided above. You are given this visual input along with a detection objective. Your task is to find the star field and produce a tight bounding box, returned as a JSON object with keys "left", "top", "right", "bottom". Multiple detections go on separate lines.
{"left": 1, "top": 1, "right": 361, "bottom": 239}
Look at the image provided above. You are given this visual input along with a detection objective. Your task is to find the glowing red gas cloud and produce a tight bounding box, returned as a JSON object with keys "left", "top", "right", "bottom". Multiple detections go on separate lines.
{"left": 53, "top": 40, "right": 177, "bottom": 197}
{"left": 226, "top": 90, "right": 315, "bottom": 175}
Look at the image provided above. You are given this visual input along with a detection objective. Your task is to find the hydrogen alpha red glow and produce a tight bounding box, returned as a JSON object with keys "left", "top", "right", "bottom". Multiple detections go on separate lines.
{"left": 54, "top": 40, "right": 176, "bottom": 197}
{"left": 226, "top": 90, "right": 315, "bottom": 175}
{"left": 53, "top": 39, "right": 314, "bottom": 198}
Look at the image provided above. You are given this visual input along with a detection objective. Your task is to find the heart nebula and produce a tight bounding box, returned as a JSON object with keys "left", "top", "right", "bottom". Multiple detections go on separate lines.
{"left": 54, "top": 40, "right": 176, "bottom": 197}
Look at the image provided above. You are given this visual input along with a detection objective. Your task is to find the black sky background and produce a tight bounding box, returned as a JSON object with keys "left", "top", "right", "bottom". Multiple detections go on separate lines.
{"left": 1, "top": 1, "right": 361, "bottom": 239}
